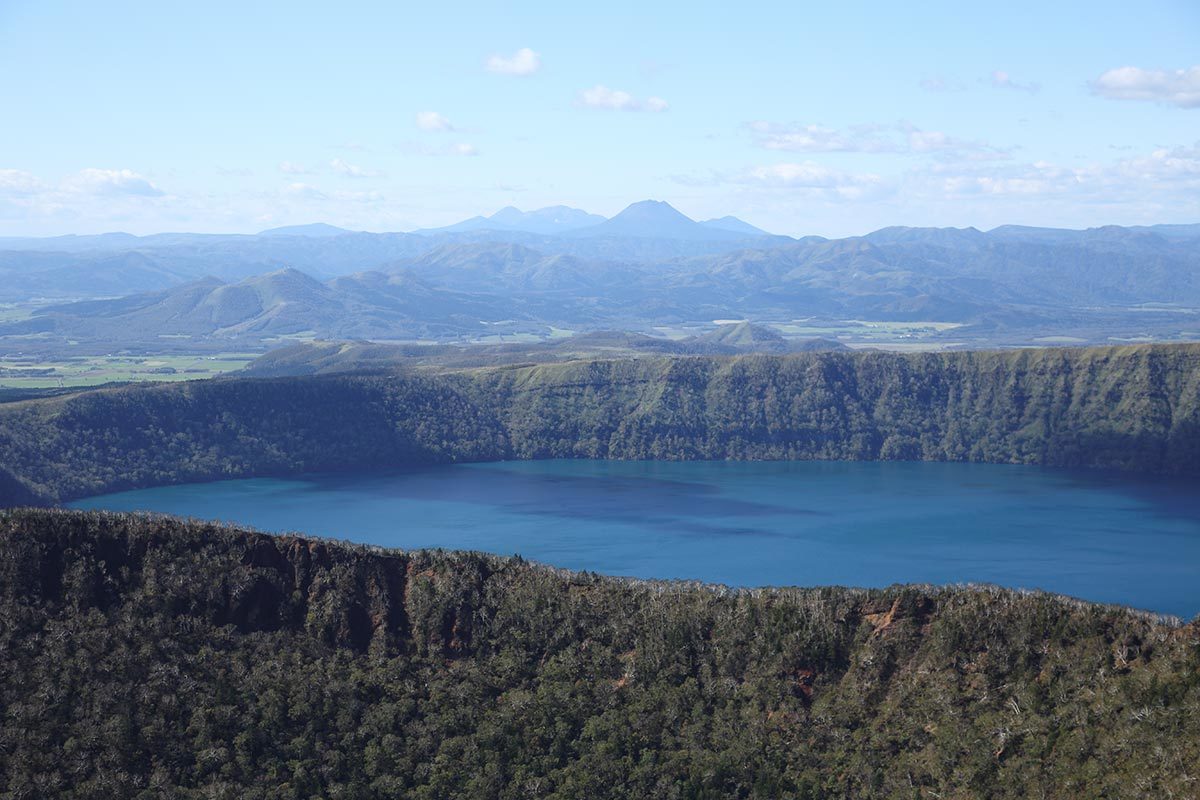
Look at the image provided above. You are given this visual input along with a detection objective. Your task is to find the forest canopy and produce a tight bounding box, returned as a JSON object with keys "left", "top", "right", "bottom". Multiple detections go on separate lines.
{"left": 1, "top": 509, "right": 1196, "bottom": 799}
{"left": 0, "top": 343, "right": 1198, "bottom": 506}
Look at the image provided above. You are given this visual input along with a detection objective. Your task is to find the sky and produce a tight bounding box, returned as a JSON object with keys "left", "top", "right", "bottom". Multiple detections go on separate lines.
{"left": 0, "top": 0, "right": 1197, "bottom": 238}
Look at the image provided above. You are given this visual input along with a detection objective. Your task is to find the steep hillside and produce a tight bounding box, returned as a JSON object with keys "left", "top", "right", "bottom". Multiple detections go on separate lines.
{"left": 1, "top": 344, "right": 1197, "bottom": 505}
{"left": 0, "top": 509, "right": 1196, "bottom": 797}
{"left": 10, "top": 268, "right": 539, "bottom": 343}
{"left": 694, "top": 321, "right": 789, "bottom": 349}
{"left": 241, "top": 329, "right": 848, "bottom": 376}
{"left": 2, "top": 220, "right": 1196, "bottom": 318}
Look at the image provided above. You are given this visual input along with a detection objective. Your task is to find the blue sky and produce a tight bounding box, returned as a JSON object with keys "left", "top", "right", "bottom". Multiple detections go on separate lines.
{"left": 1, "top": 0, "right": 1197, "bottom": 237}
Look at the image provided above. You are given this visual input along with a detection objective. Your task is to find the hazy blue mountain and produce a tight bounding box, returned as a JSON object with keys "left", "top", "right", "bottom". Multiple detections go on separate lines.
{"left": 863, "top": 226, "right": 988, "bottom": 248}
{"left": 259, "top": 223, "right": 355, "bottom": 238}
{"left": 4, "top": 267, "right": 555, "bottom": 344}
{"left": 417, "top": 215, "right": 493, "bottom": 235}
{"left": 487, "top": 205, "right": 606, "bottom": 234}
{"left": 0, "top": 249, "right": 197, "bottom": 300}
{"left": 699, "top": 216, "right": 771, "bottom": 236}
{"left": 418, "top": 205, "right": 606, "bottom": 235}
{"left": 383, "top": 242, "right": 634, "bottom": 292}
{"left": 0, "top": 232, "right": 143, "bottom": 252}
{"left": 1142, "top": 223, "right": 1200, "bottom": 240}
{"left": 568, "top": 200, "right": 751, "bottom": 241}
{"left": 2, "top": 217, "right": 1199, "bottom": 352}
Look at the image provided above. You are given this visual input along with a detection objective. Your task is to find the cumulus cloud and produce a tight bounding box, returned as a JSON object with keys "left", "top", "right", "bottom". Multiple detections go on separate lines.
{"left": 416, "top": 111, "right": 454, "bottom": 132}
{"left": 1090, "top": 66, "right": 1200, "bottom": 109}
{"left": 749, "top": 122, "right": 895, "bottom": 153}
{"left": 0, "top": 169, "right": 43, "bottom": 195}
{"left": 329, "top": 158, "right": 383, "bottom": 178}
{"left": 331, "top": 189, "right": 384, "bottom": 203}
{"left": 738, "top": 162, "right": 886, "bottom": 199}
{"left": 990, "top": 70, "right": 1040, "bottom": 93}
{"left": 671, "top": 161, "right": 887, "bottom": 201}
{"left": 486, "top": 47, "right": 541, "bottom": 76}
{"left": 921, "top": 141, "right": 1200, "bottom": 200}
{"left": 396, "top": 141, "right": 479, "bottom": 157}
{"left": 670, "top": 138, "right": 1200, "bottom": 223}
{"left": 577, "top": 85, "right": 669, "bottom": 112}
{"left": 749, "top": 121, "right": 1007, "bottom": 159}
{"left": 284, "top": 182, "right": 327, "bottom": 200}
{"left": 278, "top": 161, "right": 311, "bottom": 175}
{"left": 0, "top": 167, "right": 169, "bottom": 232}
{"left": 68, "top": 168, "right": 163, "bottom": 196}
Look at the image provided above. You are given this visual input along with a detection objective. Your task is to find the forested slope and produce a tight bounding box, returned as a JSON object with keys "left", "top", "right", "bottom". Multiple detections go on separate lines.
{"left": 1, "top": 509, "right": 1196, "bottom": 798}
{"left": 0, "top": 344, "right": 1198, "bottom": 505}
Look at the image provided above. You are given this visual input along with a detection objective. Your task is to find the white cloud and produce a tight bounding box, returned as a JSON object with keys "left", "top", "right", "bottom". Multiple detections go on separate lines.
{"left": 396, "top": 141, "right": 479, "bottom": 157}
{"left": 751, "top": 122, "right": 895, "bottom": 153}
{"left": 577, "top": 85, "right": 669, "bottom": 112}
{"left": 279, "top": 161, "right": 312, "bottom": 175}
{"left": 331, "top": 189, "right": 384, "bottom": 203}
{"left": 416, "top": 111, "right": 454, "bottom": 132}
{"left": 330, "top": 157, "right": 383, "bottom": 178}
{"left": 920, "top": 141, "right": 1200, "bottom": 199}
{"left": 919, "top": 76, "right": 965, "bottom": 93}
{"left": 684, "top": 162, "right": 890, "bottom": 201}
{"left": 486, "top": 47, "right": 541, "bottom": 76}
{"left": 990, "top": 70, "right": 1040, "bottom": 93}
{"left": 68, "top": 168, "right": 163, "bottom": 196}
{"left": 284, "top": 182, "right": 327, "bottom": 200}
{"left": 579, "top": 85, "right": 635, "bottom": 110}
{"left": 749, "top": 121, "right": 1007, "bottom": 159}
{"left": 0, "top": 169, "right": 43, "bottom": 195}
{"left": 742, "top": 162, "right": 883, "bottom": 192}
{"left": 1090, "top": 66, "right": 1200, "bottom": 109}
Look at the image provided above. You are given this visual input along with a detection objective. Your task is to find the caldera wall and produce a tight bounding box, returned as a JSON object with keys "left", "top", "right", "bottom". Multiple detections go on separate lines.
{"left": 0, "top": 343, "right": 1198, "bottom": 505}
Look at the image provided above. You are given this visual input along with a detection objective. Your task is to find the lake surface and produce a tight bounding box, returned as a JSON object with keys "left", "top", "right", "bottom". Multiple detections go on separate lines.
{"left": 71, "top": 459, "right": 1200, "bottom": 618}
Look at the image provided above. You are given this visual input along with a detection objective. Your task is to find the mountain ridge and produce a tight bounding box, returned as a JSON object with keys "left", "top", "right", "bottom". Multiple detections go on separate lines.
{"left": 1, "top": 507, "right": 1195, "bottom": 796}
{"left": 2, "top": 343, "right": 1197, "bottom": 507}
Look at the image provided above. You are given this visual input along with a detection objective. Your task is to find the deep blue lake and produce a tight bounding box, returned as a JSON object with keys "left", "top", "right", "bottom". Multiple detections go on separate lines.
{"left": 70, "top": 459, "right": 1200, "bottom": 618}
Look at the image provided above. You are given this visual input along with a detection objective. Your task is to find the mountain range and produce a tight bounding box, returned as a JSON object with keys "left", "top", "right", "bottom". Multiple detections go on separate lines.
{"left": 0, "top": 201, "right": 783, "bottom": 301}
{"left": 1, "top": 201, "right": 1198, "bottom": 352}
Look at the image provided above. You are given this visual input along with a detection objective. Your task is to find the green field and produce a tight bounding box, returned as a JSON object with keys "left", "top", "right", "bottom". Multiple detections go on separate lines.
{"left": 0, "top": 305, "right": 36, "bottom": 324}
{"left": 650, "top": 319, "right": 965, "bottom": 347}
{"left": 0, "top": 354, "right": 258, "bottom": 388}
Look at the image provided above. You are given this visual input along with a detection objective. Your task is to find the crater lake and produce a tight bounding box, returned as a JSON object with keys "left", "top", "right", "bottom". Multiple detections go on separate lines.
{"left": 70, "top": 459, "right": 1200, "bottom": 618}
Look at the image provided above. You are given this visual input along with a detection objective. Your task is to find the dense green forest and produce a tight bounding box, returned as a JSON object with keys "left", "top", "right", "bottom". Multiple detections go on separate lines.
{"left": 0, "top": 343, "right": 1197, "bottom": 505}
{"left": 0, "top": 509, "right": 1196, "bottom": 798}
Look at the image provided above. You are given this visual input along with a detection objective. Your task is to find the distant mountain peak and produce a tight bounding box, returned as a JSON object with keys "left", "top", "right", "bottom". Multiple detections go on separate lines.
{"left": 259, "top": 222, "right": 353, "bottom": 238}
{"left": 246, "top": 267, "right": 331, "bottom": 295}
{"left": 571, "top": 200, "right": 763, "bottom": 242}
{"left": 489, "top": 205, "right": 524, "bottom": 219}
{"left": 418, "top": 205, "right": 605, "bottom": 236}
{"left": 615, "top": 199, "right": 690, "bottom": 218}
{"left": 697, "top": 321, "right": 786, "bottom": 346}
{"left": 700, "top": 216, "right": 771, "bottom": 236}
